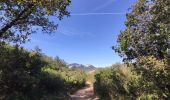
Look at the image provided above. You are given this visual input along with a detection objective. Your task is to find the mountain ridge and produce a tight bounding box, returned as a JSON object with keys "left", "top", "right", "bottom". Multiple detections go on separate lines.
{"left": 68, "top": 63, "right": 96, "bottom": 72}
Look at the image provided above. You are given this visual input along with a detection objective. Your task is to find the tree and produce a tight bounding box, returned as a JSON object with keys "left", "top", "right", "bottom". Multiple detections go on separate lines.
{"left": 112, "top": 0, "right": 170, "bottom": 98}
{"left": 0, "top": 0, "right": 71, "bottom": 43}
{"left": 113, "top": 0, "right": 170, "bottom": 61}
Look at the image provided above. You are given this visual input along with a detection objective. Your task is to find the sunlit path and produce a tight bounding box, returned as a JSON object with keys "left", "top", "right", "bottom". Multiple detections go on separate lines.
{"left": 69, "top": 82, "right": 99, "bottom": 100}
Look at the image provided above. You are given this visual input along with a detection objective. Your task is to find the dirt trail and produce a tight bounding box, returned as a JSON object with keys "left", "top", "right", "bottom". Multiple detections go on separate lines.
{"left": 69, "top": 82, "right": 99, "bottom": 100}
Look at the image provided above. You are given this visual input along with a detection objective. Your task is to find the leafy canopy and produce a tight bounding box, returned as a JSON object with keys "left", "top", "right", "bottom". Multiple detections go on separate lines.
{"left": 113, "top": 0, "right": 170, "bottom": 61}
{"left": 0, "top": 0, "right": 71, "bottom": 43}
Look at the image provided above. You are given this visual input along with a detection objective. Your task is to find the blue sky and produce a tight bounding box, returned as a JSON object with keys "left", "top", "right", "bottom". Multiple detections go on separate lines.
{"left": 23, "top": 0, "right": 136, "bottom": 67}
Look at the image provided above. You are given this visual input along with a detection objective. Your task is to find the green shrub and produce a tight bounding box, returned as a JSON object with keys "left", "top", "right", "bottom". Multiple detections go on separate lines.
{"left": 135, "top": 56, "right": 170, "bottom": 99}
{"left": 94, "top": 64, "right": 140, "bottom": 100}
{"left": 94, "top": 57, "right": 170, "bottom": 100}
{"left": 86, "top": 71, "right": 96, "bottom": 84}
{"left": 0, "top": 43, "right": 86, "bottom": 99}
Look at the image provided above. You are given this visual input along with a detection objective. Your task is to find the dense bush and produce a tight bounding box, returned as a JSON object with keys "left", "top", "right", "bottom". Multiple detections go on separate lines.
{"left": 94, "top": 64, "right": 140, "bottom": 100}
{"left": 86, "top": 71, "right": 96, "bottom": 84}
{"left": 136, "top": 56, "right": 170, "bottom": 99}
{"left": 0, "top": 42, "right": 86, "bottom": 100}
{"left": 94, "top": 58, "right": 170, "bottom": 99}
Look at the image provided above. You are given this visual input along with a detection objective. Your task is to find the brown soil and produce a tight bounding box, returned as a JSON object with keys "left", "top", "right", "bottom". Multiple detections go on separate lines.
{"left": 69, "top": 82, "right": 99, "bottom": 100}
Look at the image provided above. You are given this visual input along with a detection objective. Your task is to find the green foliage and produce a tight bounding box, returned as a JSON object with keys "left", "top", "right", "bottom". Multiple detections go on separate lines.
{"left": 0, "top": 42, "right": 86, "bottom": 99}
{"left": 94, "top": 64, "right": 140, "bottom": 100}
{"left": 113, "top": 0, "right": 170, "bottom": 61}
{"left": 94, "top": 59, "right": 170, "bottom": 99}
{"left": 94, "top": 67, "right": 113, "bottom": 99}
{"left": 136, "top": 56, "right": 170, "bottom": 99}
{"left": 86, "top": 71, "right": 96, "bottom": 84}
{"left": 0, "top": 0, "right": 71, "bottom": 43}
{"left": 100, "top": 0, "right": 170, "bottom": 99}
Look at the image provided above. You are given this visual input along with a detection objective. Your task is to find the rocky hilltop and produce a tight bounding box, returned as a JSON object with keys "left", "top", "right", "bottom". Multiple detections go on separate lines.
{"left": 69, "top": 63, "right": 95, "bottom": 72}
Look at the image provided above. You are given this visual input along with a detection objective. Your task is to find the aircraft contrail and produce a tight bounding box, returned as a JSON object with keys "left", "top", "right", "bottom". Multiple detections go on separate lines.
{"left": 92, "top": 0, "right": 117, "bottom": 12}
{"left": 71, "top": 12, "right": 126, "bottom": 16}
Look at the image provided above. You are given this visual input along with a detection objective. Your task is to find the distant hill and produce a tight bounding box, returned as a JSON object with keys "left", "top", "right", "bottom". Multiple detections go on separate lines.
{"left": 69, "top": 63, "right": 96, "bottom": 72}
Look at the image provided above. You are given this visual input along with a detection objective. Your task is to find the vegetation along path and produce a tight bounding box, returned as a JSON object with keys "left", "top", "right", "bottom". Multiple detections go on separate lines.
{"left": 69, "top": 81, "right": 98, "bottom": 100}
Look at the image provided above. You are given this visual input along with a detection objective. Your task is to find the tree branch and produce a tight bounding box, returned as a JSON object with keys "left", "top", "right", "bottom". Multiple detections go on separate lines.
{"left": 0, "top": 4, "right": 33, "bottom": 38}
